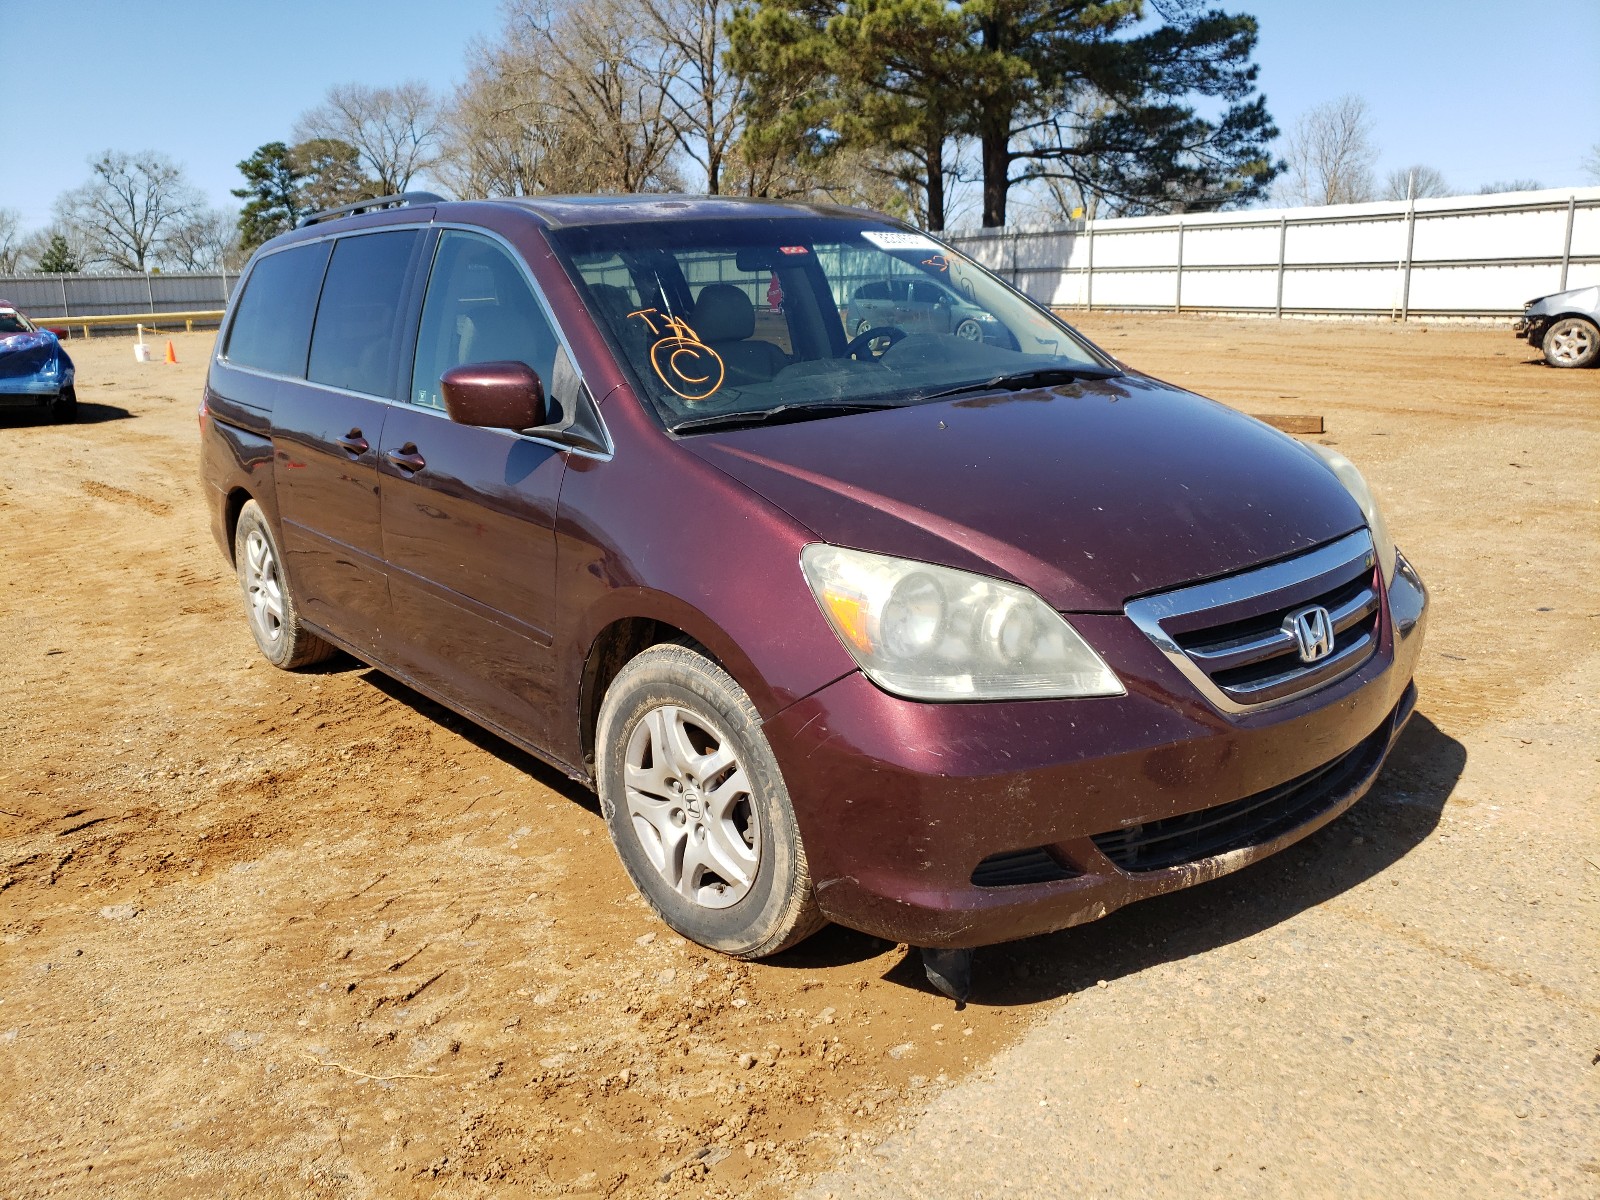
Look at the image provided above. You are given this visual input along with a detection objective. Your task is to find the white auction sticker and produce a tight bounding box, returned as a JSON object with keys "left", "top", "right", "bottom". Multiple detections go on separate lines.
{"left": 860, "top": 230, "right": 944, "bottom": 252}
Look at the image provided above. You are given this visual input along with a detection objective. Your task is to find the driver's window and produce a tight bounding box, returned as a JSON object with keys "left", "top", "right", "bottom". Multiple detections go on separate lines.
{"left": 411, "top": 231, "right": 559, "bottom": 411}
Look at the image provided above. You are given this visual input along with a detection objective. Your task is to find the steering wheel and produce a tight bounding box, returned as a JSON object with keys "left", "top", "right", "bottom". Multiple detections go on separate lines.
{"left": 845, "top": 326, "right": 907, "bottom": 360}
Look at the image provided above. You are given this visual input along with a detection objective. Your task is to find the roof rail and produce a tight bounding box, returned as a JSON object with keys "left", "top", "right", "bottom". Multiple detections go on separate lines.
{"left": 297, "top": 191, "right": 445, "bottom": 228}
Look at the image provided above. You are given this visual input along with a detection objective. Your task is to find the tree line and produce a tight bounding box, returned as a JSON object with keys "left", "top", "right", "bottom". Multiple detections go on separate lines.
{"left": 1276, "top": 94, "right": 1585, "bottom": 206}
{"left": 5, "top": 3, "right": 1598, "bottom": 276}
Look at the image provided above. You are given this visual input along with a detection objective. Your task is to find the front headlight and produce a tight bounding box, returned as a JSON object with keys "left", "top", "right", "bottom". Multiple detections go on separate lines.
{"left": 39, "top": 355, "right": 59, "bottom": 378}
{"left": 800, "top": 545, "right": 1123, "bottom": 701}
{"left": 1307, "top": 445, "right": 1397, "bottom": 586}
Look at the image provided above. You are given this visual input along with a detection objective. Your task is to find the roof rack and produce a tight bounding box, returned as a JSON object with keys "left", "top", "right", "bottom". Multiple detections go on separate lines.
{"left": 297, "top": 191, "right": 445, "bottom": 228}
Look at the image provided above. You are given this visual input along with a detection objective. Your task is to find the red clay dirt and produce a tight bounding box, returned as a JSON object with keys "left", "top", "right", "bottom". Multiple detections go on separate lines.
{"left": 2, "top": 316, "right": 1596, "bottom": 1197}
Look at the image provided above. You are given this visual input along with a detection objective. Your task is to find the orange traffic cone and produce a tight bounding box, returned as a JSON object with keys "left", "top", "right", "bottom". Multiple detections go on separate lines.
{"left": 164, "top": 340, "right": 178, "bottom": 364}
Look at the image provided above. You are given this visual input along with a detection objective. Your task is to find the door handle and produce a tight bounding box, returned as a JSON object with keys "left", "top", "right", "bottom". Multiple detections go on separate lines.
{"left": 336, "top": 429, "right": 369, "bottom": 456}
{"left": 384, "top": 444, "right": 426, "bottom": 473}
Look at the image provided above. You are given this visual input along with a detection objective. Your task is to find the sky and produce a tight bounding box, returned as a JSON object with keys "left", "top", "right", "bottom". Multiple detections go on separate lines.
{"left": 1, "top": 0, "right": 1596, "bottom": 236}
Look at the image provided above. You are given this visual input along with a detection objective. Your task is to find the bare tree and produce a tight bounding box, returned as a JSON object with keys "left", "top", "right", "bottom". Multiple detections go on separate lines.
{"left": 165, "top": 208, "right": 245, "bottom": 272}
{"left": 1477, "top": 179, "right": 1543, "bottom": 194}
{"left": 1278, "top": 95, "right": 1378, "bottom": 207}
{"left": 1586, "top": 142, "right": 1600, "bottom": 185}
{"left": 54, "top": 150, "right": 203, "bottom": 272}
{"left": 0, "top": 208, "right": 23, "bottom": 273}
{"left": 294, "top": 82, "right": 444, "bottom": 195}
{"left": 438, "top": 34, "right": 603, "bottom": 198}
{"left": 1381, "top": 165, "right": 1451, "bottom": 201}
{"left": 496, "top": 0, "right": 683, "bottom": 193}
{"left": 641, "top": 0, "right": 741, "bottom": 194}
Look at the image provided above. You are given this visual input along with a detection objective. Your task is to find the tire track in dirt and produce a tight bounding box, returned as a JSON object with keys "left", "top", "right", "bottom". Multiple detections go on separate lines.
{"left": 80, "top": 479, "right": 173, "bottom": 516}
{"left": 4, "top": 328, "right": 1597, "bottom": 1198}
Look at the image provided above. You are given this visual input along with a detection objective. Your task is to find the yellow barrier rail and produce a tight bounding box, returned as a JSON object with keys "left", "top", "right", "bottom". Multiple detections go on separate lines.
{"left": 43, "top": 311, "right": 226, "bottom": 338}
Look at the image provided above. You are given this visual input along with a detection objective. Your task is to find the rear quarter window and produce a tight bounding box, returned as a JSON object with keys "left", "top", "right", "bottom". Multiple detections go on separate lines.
{"left": 307, "top": 230, "right": 421, "bottom": 397}
{"left": 224, "top": 241, "right": 332, "bottom": 377}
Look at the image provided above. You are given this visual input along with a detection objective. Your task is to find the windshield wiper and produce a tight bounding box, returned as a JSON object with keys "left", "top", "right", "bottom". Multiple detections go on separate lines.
{"left": 916, "top": 365, "right": 1121, "bottom": 402}
{"left": 671, "top": 400, "right": 899, "bottom": 434}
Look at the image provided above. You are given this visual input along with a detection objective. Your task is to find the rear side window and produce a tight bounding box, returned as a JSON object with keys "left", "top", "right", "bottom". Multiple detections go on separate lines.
{"left": 307, "top": 230, "right": 420, "bottom": 397}
{"left": 224, "top": 241, "right": 331, "bottom": 377}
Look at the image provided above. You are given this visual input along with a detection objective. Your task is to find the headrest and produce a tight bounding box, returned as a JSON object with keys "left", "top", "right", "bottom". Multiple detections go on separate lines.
{"left": 690, "top": 283, "right": 755, "bottom": 342}
{"left": 589, "top": 282, "right": 634, "bottom": 323}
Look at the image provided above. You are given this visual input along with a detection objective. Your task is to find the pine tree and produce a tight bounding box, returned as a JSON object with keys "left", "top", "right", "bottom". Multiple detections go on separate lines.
{"left": 731, "top": 0, "right": 1280, "bottom": 228}
{"left": 232, "top": 142, "right": 308, "bottom": 252}
{"left": 37, "top": 234, "right": 81, "bottom": 274}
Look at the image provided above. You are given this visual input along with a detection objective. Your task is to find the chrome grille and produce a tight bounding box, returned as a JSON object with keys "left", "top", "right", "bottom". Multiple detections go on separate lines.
{"left": 1126, "top": 530, "right": 1381, "bottom": 713}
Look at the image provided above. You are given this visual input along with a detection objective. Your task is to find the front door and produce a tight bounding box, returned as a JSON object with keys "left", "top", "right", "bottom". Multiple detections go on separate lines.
{"left": 379, "top": 229, "right": 570, "bottom": 748}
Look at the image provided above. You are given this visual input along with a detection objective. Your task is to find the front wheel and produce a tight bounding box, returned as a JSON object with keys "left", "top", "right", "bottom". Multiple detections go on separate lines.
{"left": 595, "top": 643, "right": 823, "bottom": 958}
{"left": 1543, "top": 317, "right": 1599, "bottom": 368}
{"left": 50, "top": 385, "right": 77, "bottom": 423}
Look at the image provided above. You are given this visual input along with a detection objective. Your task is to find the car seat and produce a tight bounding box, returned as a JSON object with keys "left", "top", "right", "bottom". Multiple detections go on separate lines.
{"left": 688, "top": 284, "right": 788, "bottom": 385}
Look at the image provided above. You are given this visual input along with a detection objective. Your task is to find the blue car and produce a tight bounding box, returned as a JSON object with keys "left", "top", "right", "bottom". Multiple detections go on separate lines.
{"left": 0, "top": 302, "right": 76, "bottom": 422}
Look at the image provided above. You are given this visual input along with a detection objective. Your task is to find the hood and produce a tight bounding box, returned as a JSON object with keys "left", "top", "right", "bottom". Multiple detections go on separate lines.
{"left": 684, "top": 373, "right": 1365, "bottom": 612}
{"left": 1527, "top": 285, "right": 1599, "bottom": 317}
{"left": 0, "top": 330, "right": 62, "bottom": 379}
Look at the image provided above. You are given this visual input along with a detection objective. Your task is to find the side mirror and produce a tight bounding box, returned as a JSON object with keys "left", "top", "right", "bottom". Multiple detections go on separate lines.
{"left": 440, "top": 360, "right": 546, "bottom": 430}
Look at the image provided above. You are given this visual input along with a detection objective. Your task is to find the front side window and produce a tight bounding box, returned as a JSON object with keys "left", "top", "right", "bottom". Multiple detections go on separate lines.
{"left": 306, "top": 230, "right": 420, "bottom": 397}
{"left": 224, "top": 241, "right": 331, "bottom": 377}
{"left": 552, "top": 217, "right": 1113, "bottom": 432}
{"left": 410, "top": 230, "right": 561, "bottom": 411}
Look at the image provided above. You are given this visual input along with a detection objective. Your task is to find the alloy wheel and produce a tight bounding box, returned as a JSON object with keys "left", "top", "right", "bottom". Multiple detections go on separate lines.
{"left": 1546, "top": 320, "right": 1596, "bottom": 366}
{"left": 243, "top": 529, "right": 286, "bottom": 646}
{"left": 623, "top": 704, "right": 760, "bottom": 909}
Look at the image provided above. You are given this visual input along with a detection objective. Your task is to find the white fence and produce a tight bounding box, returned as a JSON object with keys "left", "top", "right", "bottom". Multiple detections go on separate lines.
{"left": 945, "top": 187, "right": 1600, "bottom": 318}
{"left": 0, "top": 271, "right": 237, "bottom": 321}
{"left": 6, "top": 188, "right": 1597, "bottom": 323}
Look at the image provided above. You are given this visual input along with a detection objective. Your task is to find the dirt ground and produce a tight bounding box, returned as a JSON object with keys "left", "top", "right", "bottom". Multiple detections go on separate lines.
{"left": 1, "top": 316, "right": 1595, "bottom": 1198}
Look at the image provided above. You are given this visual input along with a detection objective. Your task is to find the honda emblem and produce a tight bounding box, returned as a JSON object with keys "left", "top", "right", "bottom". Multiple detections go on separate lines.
{"left": 1284, "top": 604, "right": 1334, "bottom": 663}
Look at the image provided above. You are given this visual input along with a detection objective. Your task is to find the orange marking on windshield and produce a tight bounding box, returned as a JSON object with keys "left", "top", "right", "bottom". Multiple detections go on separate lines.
{"left": 630, "top": 307, "right": 726, "bottom": 402}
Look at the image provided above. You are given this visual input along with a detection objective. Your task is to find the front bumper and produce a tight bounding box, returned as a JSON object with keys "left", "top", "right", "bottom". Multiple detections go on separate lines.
{"left": 1513, "top": 314, "right": 1546, "bottom": 345}
{"left": 0, "top": 365, "right": 71, "bottom": 402}
{"left": 0, "top": 378, "right": 66, "bottom": 400}
{"left": 765, "top": 554, "right": 1428, "bottom": 948}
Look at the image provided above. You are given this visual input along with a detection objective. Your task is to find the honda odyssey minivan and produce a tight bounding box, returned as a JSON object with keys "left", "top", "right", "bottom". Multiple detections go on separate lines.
{"left": 200, "top": 193, "right": 1428, "bottom": 982}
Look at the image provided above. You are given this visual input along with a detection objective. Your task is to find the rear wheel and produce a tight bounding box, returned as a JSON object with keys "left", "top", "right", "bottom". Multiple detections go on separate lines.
{"left": 955, "top": 317, "right": 984, "bottom": 342}
{"left": 596, "top": 643, "right": 823, "bottom": 958}
{"left": 1543, "top": 317, "right": 1599, "bottom": 368}
{"left": 50, "top": 385, "right": 77, "bottom": 423}
{"left": 233, "top": 501, "right": 337, "bottom": 669}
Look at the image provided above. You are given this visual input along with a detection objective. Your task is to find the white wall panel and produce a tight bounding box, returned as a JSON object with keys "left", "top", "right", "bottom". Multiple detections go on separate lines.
{"left": 1182, "top": 223, "right": 1279, "bottom": 267}
{"left": 945, "top": 188, "right": 1600, "bottom": 316}
{"left": 1179, "top": 268, "right": 1277, "bottom": 309}
{"left": 1092, "top": 228, "right": 1179, "bottom": 269}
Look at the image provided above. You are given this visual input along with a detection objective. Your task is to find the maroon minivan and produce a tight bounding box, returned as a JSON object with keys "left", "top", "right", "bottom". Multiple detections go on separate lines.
{"left": 200, "top": 193, "right": 1427, "bottom": 990}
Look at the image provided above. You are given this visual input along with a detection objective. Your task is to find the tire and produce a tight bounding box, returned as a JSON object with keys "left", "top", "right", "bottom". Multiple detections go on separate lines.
{"left": 50, "top": 385, "right": 77, "bottom": 423}
{"left": 1542, "top": 316, "right": 1599, "bottom": 368}
{"left": 595, "top": 643, "right": 824, "bottom": 958}
{"left": 233, "top": 500, "right": 337, "bottom": 669}
{"left": 855, "top": 318, "right": 873, "bottom": 338}
{"left": 954, "top": 317, "right": 984, "bottom": 342}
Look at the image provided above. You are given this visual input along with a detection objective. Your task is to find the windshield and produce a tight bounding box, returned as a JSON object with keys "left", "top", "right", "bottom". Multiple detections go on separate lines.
{"left": 0, "top": 309, "right": 35, "bottom": 335}
{"left": 549, "top": 216, "right": 1115, "bottom": 432}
